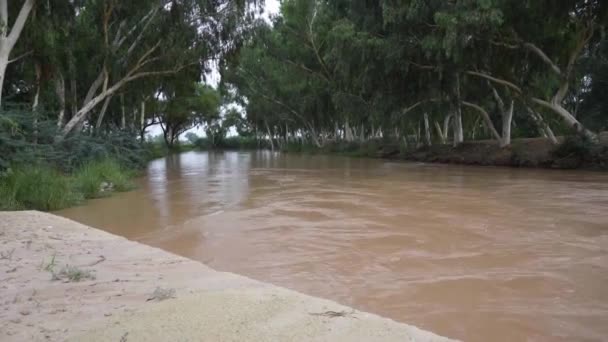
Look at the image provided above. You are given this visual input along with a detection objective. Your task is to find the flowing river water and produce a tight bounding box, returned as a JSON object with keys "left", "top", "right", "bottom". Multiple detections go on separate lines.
{"left": 57, "top": 151, "right": 608, "bottom": 341}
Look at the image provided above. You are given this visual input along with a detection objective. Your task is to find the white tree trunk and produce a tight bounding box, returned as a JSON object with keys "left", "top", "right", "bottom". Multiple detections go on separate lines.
{"left": 434, "top": 121, "right": 445, "bottom": 144}
{"left": 443, "top": 114, "right": 452, "bottom": 143}
{"left": 423, "top": 113, "right": 431, "bottom": 146}
{"left": 500, "top": 100, "right": 514, "bottom": 147}
{"left": 309, "top": 126, "right": 322, "bottom": 147}
{"left": 264, "top": 121, "right": 275, "bottom": 152}
{"left": 120, "top": 94, "right": 126, "bottom": 130}
{"left": 359, "top": 124, "right": 365, "bottom": 141}
{"left": 453, "top": 108, "right": 464, "bottom": 147}
{"left": 461, "top": 101, "right": 501, "bottom": 142}
{"left": 95, "top": 95, "right": 113, "bottom": 130}
{"left": 55, "top": 73, "right": 66, "bottom": 127}
{"left": 531, "top": 98, "right": 596, "bottom": 140}
{"left": 0, "top": 52, "right": 7, "bottom": 107}
{"left": 345, "top": 120, "right": 354, "bottom": 142}
{"left": 453, "top": 74, "right": 464, "bottom": 147}
{"left": 140, "top": 100, "right": 145, "bottom": 131}
{"left": 32, "top": 62, "right": 41, "bottom": 143}
{"left": 0, "top": 0, "right": 35, "bottom": 107}
{"left": 527, "top": 106, "right": 558, "bottom": 144}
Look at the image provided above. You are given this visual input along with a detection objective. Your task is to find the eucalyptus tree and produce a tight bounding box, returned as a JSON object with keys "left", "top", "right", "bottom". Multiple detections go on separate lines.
{"left": 157, "top": 82, "right": 220, "bottom": 148}
{"left": 57, "top": 0, "right": 257, "bottom": 138}
{"left": 463, "top": 0, "right": 607, "bottom": 140}
{"left": 0, "top": 0, "right": 35, "bottom": 107}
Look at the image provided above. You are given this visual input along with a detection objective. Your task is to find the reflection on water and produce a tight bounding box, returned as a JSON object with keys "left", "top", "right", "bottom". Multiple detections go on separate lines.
{"left": 58, "top": 151, "right": 608, "bottom": 342}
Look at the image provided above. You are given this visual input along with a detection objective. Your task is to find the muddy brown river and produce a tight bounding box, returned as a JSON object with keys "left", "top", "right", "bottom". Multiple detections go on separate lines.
{"left": 57, "top": 151, "right": 608, "bottom": 341}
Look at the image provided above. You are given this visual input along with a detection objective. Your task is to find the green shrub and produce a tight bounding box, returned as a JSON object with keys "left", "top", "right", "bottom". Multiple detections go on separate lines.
{"left": 143, "top": 141, "right": 169, "bottom": 160}
{"left": 0, "top": 167, "right": 80, "bottom": 211}
{"left": 73, "top": 159, "right": 135, "bottom": 199}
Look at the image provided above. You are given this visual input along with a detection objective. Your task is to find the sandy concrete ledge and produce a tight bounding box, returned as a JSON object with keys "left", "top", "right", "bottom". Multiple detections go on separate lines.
{"left": 0, "top": 211, "right": 455, "bottom": 341}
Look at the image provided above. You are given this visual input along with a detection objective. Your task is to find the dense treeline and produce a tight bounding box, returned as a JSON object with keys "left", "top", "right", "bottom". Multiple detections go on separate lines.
{"left": 223, "top": 0, "right": 608, "bottom": 151}
{"left": 0, "top": 0, "right": 261, "bottom": 210}
{"left": 0, "top": 0, "right": 260, "bottom": 153}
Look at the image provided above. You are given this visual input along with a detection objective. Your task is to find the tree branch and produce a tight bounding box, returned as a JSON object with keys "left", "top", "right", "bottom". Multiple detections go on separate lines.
{"left": 461, "top": 101, "right": 501, "bottom": 141}
{"left": 8, "top": 49, "right": 32, "bottom": 63}
{"left": 488, "top": 81, "right": 505, "bottom": 112}
{"left": 126, "top": 9, "right": 158, "bottom": 58}
{"left": 128, "top": 40, "right": 162, "bottom": 75}
{"left": 82, "top": 69, "right": 107, "bottom": 109}
{"left": 116, "top": 7, "right": 159, "bottom": 49}
{"left": 126, "top": 62, "right": 197, "bottom": 82}
{"left": 308, "top": 4, "right": 331, "bottom": 80}
{"left": 465, "top": 71, "right": 523, "bottom": 94}
{"left": 400, "top": 98, "right": 440, "bottom": 117}
{"left": 282, "top": 58, "right": 329, "bottom": 83}
{"left": 523, "top": 42, "right": 562, "bottom": 76}
{"left": 407, "top": 61, "right": 438, "bottom": 71}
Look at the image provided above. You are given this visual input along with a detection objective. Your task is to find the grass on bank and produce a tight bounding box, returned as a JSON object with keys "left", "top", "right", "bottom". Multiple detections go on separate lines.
{"left": 73, "top": 159, "right": 135, "bottom": 198}
{"left": 0, "top": 166, "right": 80, "bottom": 211}
{"left": 0, "top": 159, "right": 136, "bottom": 211}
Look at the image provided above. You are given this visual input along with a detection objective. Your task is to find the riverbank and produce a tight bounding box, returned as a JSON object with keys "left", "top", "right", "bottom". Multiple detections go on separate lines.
{"left": 398, "top": 136, "right": 608, "bottom": 169}
{"left": 0, "top": 211, "right": 454, "bottom": 341}
{"left": 282, "top": 133, "right": 608, "bottom": 170}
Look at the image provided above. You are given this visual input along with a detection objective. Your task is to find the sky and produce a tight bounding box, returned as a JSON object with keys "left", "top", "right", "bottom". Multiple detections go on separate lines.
{"left": 149, "top": 0, "right": 281, "bottom": 140}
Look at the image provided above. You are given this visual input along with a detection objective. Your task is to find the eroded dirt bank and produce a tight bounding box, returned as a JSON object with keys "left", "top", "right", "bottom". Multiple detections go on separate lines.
{"left": 0, "top": 211, "right": 453, "bottom": 341}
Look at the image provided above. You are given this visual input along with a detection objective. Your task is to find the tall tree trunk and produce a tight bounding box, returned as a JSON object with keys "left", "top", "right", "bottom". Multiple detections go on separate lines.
{"left": 140, "top": 101, "right": 145, "bottom": 130}
{"left": 305, "top": 123, "right": 322, "bottom": 147}
{"left": 434, "top": 121, "right": 445, "bottom": 144}
{"left": 471, "top": 116, "right": 481, "bottom": 140}
{"left": 69, "top": 76, "right": 77, "bottom": 124}
{"left": 32, "top": 61, "right": 41, "bottom": 144}
{"left": 443, "top": 115, "right": 451, "bottom": 138}
{"left": 416, "top": 121, "right": 422, "bottom": 148}
{"left": 264, "top": 121, "right": 275, "bottom": 152}
{"left": 359, "top": 124, "right": 365, "bottom": 141}
{"left": 531, "top": 98, "right": 596, "bottom": 140}
{"left": 55, "top": 72, "right": 66, "bottom": 128}
{"left": 435, "top": 117, "right": 452, "bottom": 145}
{"left": 0, "top": 0, "right": 35, "bottom": 107}
{"left": 95, "top": 95, "right": 113, "bottom": 130}
{"left": 453, "top": 74, "right": 464, "bottom": 146}
{"left": 423, "top": 113, "right": 431, "bottom": 146}
{"left": 527, "top": 106, "right": 558, "bottom": 144}
{"left": 285, "top": 124, "right": 289, "bottom": 144}
{"left": 500, "top": 100, "right": 514, "bottom": 147}
{"left": 345, "top": 120, "right": 354, "bottom": 142}
{"left": 461, "top": 101, "right": 501, "bottom": 142}
{"left": 0, "top": 52, "right": 7, "bottom": 108}
{"left": 120, "top": 94, "right": 126, "bottom": 130}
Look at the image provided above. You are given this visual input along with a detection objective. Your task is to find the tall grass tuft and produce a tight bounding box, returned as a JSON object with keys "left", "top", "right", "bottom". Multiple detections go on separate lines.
{"left": 0, "top": 167, "right": 81, "bottom": 211}
{"left": 73, "top": 159, "right": 135, "bottom": 199}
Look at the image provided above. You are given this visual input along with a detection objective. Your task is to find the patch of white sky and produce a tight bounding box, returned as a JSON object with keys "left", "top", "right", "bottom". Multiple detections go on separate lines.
{"left": 149, "top": 0, "right": 280, "bottom": 139}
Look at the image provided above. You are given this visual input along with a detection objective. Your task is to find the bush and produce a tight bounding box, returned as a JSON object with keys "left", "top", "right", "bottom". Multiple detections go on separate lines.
{"left": 143, "top": 141, "right": 169, "bottom": 160}
{"left": 0, "top": 108, "right": 149, "bottom": 211}
{"left": 1, "top": 108, "right": 151, "bottom": 173}
{"left": 551, "top": 136, "right": 593, "bottom": 160}
{"left": 73, "top": 159, "right": 135, "bottom": 199}
{"left": 0, "top": 167, "right": 81, "bottom": 211}
{"left": 550, "top": 136, "right": 593, "bottom": 168}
